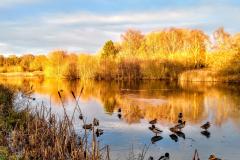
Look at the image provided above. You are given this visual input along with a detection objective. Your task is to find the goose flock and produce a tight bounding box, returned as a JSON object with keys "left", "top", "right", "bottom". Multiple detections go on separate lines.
{"left": 147, "top": 113, "right": 221, "bottom": 160}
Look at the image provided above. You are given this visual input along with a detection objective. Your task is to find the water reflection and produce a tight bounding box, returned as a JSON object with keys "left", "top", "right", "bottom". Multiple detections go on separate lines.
{"left": 1, "top": 77, "right": 240, "bottom": 159}
{"left": 1, "top": 77, "right": 240, "bottom": 127}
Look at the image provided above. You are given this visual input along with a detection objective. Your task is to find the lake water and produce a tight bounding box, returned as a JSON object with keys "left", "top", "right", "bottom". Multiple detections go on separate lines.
{"left": 1, "top": 77, "right": 240, "bottom": 160}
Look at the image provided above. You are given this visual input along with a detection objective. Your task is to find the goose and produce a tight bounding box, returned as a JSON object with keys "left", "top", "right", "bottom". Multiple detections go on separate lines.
{"left": 201, "top": 122, "right": 211, "bottom": 130}
{"left": 178, "top": 119, "right": 183, "bottom": 124}
{"left": 151, "top": 127, "right": 162, "bottom": 135}
{"left": 148, "top": 156, "right": 154, "bottom": 160}
{"left": 83, "top": 124, "right": 92, "bottom": 130}
{"left": 159, "top": 152, "right": 170, "bottom": 160}
{"left": 149, "top": 124, "right": 156, "bottom": 131}
{"left": 201, "top": 130, "right": 211, "bottom": 138}
{"left": 169, "top": 127, "right": 178, "bottom": 133}
{"left": 151, "top": 135, "right": 163, "bottom": 144}
{"left": 208, "top": 154, "right": 222, "bottom": 160}
{"left": 169, "top": 134, "right": 178, "bottom": 142}
{"left": 175, "top": 121, "right": 186, "bottom": 130}
{"left": 149, "top": 119, "right": 157, "bottom": 125}
{"left": 79, "top": 114, "right": 83, "bottom": 120}
{"left": 93, "top": 118, "right": 99, "bottom": 126}
{"left": 178, "top": 112, "right": 183, "bottom": 119}
{"left": 96, "top": 128, "right": 104, "bottom": 137}
{"left": 118, "top": 108, "right": 121, "bottom": 112}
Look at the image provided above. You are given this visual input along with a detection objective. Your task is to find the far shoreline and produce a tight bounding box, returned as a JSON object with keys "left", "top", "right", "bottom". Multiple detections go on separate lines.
{"left": 0, "top": 69, "right": 240, "bottom": 83}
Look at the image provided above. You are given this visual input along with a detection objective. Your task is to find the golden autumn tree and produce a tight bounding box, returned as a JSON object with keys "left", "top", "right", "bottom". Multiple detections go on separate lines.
{"left": 121, "top": 29, "right": 144, "bottom": 56}
{"left": 45, "top": 50, "right": 67, "bottom": 77}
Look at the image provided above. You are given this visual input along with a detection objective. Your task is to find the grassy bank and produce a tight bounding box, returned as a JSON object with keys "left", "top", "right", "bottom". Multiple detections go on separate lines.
{"left": 0, "top": 71, "right": 44, "bottom": 77}
{"left": 0, "top": 85, "right": 108, "bottom": 160}
{"left": 179, "top": 69, "right": 240, "bottom": 82}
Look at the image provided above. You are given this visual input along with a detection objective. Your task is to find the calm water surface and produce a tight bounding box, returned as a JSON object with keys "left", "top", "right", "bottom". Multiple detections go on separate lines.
{"left": 1, "top": 77, "right": 240, "bottom": 160}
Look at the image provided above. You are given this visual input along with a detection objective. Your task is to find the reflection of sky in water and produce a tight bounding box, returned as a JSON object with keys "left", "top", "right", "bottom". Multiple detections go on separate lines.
{"left": 28, "top": 92, "right": 240, "bottom": 160}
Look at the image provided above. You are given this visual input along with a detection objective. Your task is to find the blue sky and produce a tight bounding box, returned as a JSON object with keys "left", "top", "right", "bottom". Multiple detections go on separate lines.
{"left": 0, "top": 0, "right": 240, "bottom": 55}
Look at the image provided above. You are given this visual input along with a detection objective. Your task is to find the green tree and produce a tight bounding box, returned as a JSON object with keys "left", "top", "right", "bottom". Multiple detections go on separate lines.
{"left": 101, "top": 40, "right": 118, "bottom": 57}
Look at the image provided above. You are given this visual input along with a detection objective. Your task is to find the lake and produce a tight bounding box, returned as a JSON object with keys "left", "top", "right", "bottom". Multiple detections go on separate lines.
{"left": 1, "top": 77, "right": 240, "bottom": 160}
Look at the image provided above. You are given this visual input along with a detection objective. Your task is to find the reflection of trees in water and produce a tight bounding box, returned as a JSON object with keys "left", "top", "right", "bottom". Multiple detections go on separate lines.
{"left": 180, "top": 82, "right": 240, "bottom": 127}
{"left": 1, "top": 77, "right": 240, "bottom": 127}
{"left": 103, "top": 97, "right": 116, "bottom": 114}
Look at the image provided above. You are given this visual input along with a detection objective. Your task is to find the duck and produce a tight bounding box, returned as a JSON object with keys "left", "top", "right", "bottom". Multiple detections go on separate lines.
{"left": 201, "top": 130, "right": 211, "bottom": 138}
{"left": 149, "top": 124, "right": 156, "bottom": 130}
{"left": 148, "top": 156, "right": 154, "bottom": 160}
{"left": 151, "top": 135, "right": 163, "bottom": 144}
{"left": 118, "top": 108, "right": 121, "bottom": 112}
{"left": 169, "top": 126, "right": 178, "bottom": 133}
{"left": 151, "top": 127, "right": 163, "bottom": 135}
{"left": 174, "top": 121, "right": 186, "bottom": 130}
{"left": 79, "top": 114, "right": 83, "bottom": 120}
{"left": 208, "top": 154, "right": 222, "bottom": 160}
{"left": 178, "top": 119, "right": 183, "bottom": 124}
{"left": 93, "top": 118, "right": 99, "bottom": 126}
{"left": 96, "top": 128, "right": 104, "bottom": 137}
{"left": 169, "top": 134, "right": 178, "bottom": 142}
{"left": 149, "top": 119, "right": 157, "bottom": 125}
{"left": 83, "top": 124, "right": 92, "bottom": 130}
{"left": 159, "top": 152, "right": 170, "bottom": 160}
{"left": 178, "top": 112, "right": 183, "bottom": 119}
{"left": 201, "top": 122, "right": 211, "bottom": 130}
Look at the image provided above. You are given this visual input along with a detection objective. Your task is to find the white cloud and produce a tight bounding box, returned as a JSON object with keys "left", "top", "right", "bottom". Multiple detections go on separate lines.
{"left": 0, "top": 5, "right": 240, "bottom": 55}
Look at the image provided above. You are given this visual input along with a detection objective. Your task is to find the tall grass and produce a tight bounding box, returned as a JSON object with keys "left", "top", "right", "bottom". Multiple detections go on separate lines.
{"left": 0, "top": 85, "right": 110, "bottom": 160}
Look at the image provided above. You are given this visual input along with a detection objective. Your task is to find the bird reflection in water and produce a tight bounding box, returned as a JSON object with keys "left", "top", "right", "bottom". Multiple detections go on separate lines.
{"left": 151, "top": 135, "right": 163, "bottom": 144}
{"left": 169, "top": 134, "right": 178, "bottom": 142}
{"left": 175, "top": 131, "right": 185, "bottom": 139}
{"left": 201, "top": 130, "right": 211, "bottom": 138}
{"left": 200, "top": 122, "right": 211, "bottom": 138}
{"left": 117, "top": 113, "right": 122, "bottom": 119}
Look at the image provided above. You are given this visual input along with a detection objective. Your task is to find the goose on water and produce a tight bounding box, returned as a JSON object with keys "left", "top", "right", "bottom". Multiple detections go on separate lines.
{"left": 175, "top": 121, "right": 186, "bottom": 130}
{"left": 151, "top": 127, "right": 163, "bottom": 135}
{"left": 93, "top": 118, "right": 99, "bottom": 126}
{"left": 208, "top": 154, "right": 222, "bottom": 160}
{"left": 201, "top": 122, "right": 211, "bottom": 130}
{"left": 159, "top": 152, "right": 170, "bottom": 160}
{"left": 83, "top": 124, "right": 92, "bottom": 130}
{"left": 149, "top": 119, "right": 157, "bottom": 125}
{"left": 96, "top": 128, "right": 104, "bottom": 137}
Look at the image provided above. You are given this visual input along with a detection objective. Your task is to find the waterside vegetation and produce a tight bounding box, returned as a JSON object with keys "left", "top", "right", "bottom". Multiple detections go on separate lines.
{"left": 0, "top": 27, "right": 240, "bottom": 82}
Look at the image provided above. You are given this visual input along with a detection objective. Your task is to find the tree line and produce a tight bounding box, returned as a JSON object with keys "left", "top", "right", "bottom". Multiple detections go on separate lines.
{"left": 0, "top": 27, "right": 239, "bottom": 80}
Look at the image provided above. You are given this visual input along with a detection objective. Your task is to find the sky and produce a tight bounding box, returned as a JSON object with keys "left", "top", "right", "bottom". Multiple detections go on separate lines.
{"left": 0, "top": 0, "right": 240, "bottom": 55}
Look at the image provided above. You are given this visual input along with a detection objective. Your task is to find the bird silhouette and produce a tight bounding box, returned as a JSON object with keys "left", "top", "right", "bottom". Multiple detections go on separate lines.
{"left": 159, "top": 152, "right": 170, "bottom": 160}
{"left": 96, "top": 128, "right": 104, "bottom": 137}
{"left": 83, "top": 124, "right": 92, "bottom": 130}
{"left": 149, "top": 119, "right": 157, "bottom": 125}
{"left": 201, "top": 122, "right": 211, "bottom": 130}
{"left": 208, "top": 154, "right": 222, "bottom": 160}
{"left": 93, "top": 118, "right": 99, "bottom": 126}
{"left": 175, "top": 121, "right": 186, "bottom": 130}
